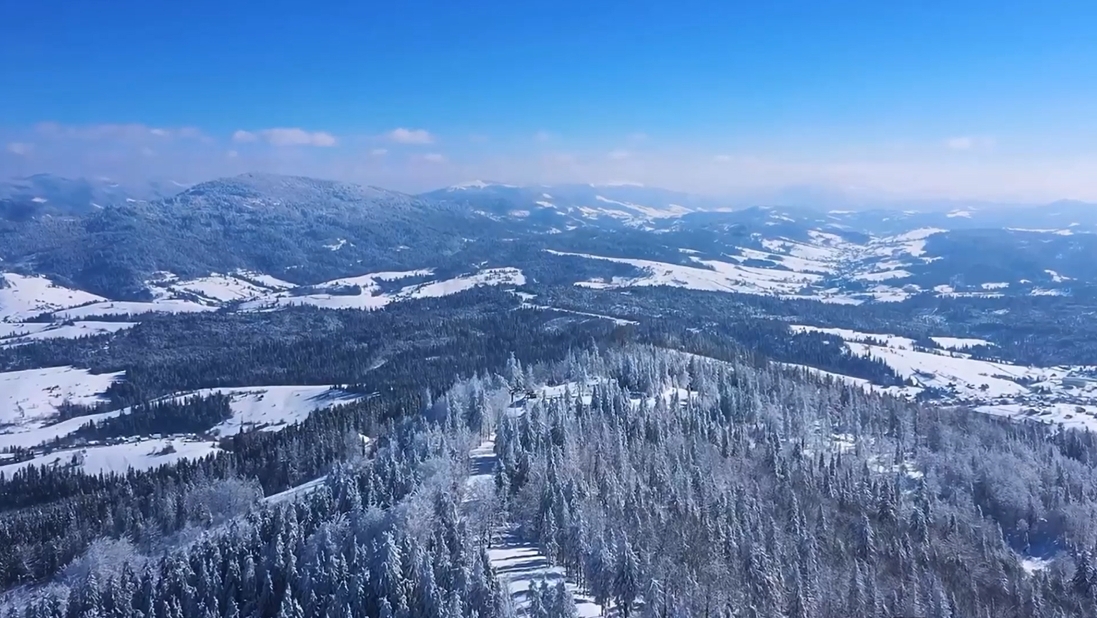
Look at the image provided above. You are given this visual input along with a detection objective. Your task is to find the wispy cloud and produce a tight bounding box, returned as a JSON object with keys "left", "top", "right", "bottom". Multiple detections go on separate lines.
{"left": 232, "top": 130, "right": 258, "bottom": 143}
{"left": 713, "top": 154, "right": 733, "bottom": 163}
{"left": 35, "top": 122, "right": 206, "bottom": 142}
{"left": 533, "top": 130, "right": 555, "bottom": 143}
{"left": 422, "top": 153, "right": 446, "bottom": 163}
{"left": 945, "top": 136, "right": 995, "bottom": 151}
{"left": 945, "top": 136, "right": 974, "bottom": 150}
{"left": 387, "top": 128, "right": 434, "bottom": 144}
{"left": 6, "top": 142, "right": 32, "bottom": 155}
{"left": 233, "top": 128, "right": 337, "bottom": 147}
{"left": 608, "top": 149, "right": 631, "bottom": 160}
{"left": 370, "top": 148, "right": 388, "bottom": 156}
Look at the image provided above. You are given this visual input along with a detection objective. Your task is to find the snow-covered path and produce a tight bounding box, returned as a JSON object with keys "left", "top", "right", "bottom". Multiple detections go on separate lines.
{"left": 466, "top": 433, "right": 603, "bottom": 617}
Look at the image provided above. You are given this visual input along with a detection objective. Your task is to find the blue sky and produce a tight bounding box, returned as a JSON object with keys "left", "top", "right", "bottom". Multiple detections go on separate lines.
{"left": 3, "top": 1, "right": 1096, "bottom": 200}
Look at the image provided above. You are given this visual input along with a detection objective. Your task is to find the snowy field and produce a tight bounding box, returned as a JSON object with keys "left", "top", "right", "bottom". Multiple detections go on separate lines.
{"left": 973, "top": 403, "right": 1097, "bottom": 433}
{"left": 784, "top": 325, "right": 1097, "bottom": 430}
{"left": 0, "top": 366, "right": 123, "bottom": 426}
{"left": 240, "top": 267, "right": 525, "bottom": 312}
{"left": 0, "top": 273, "right": 106, "bottom": 321}
{"left": 0, "top": 437, "right": 220, "bottom": 476}
{"left": 201, "top": 385, "right": 367, "bottom": 436}
{"left": 55, "top": 299, "right": 216, "bottom": 319}
{"left": 545, "top": 226, "right": 1064, "bottom": 304}
{"left": 1, "top": 382, "right": 368, "bottom": 473}
{"left": 0, "top": 266, "right": 526, "bottom": 349}
{"left": 520, "top": 303, "right": 638, "bottom": 326}
{"left": 0, "top": 321, "right": 137, "bottom": 347}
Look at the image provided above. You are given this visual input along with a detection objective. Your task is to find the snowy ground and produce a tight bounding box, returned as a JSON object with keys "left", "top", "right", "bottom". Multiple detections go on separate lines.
{"left": 784, "top": 325, "right": 1097, "bottom": 430}
{"left": 0, "top": 273, "right": 107, "bottom": 321}
{"left": 0, "top": 266, "right": 526, "bottom": 351}
{"left": 520, "top": 303, "right": 638, "bottom": 326}
{"left": 0, "top": 366, "right": 123, "bottom": 427}
{"left": 545, "top": 226, "right": 1064, "bottom": 304}
{"left": 0, "top": 321, "right": 138, "bottom": 347}
{"left": 263, "top": 476, "right": 329, "bottom": 504}
{"left": 55, "top": 299, "right": 216, "bottom": 319}
{"left": 464, "top": 432, "right": 603, "bottom": 618}
{"left": 973, "top": 403, "right": 1097, "bottom": 434}
{"left": 0, "top": 437, "right": 220, "bottom": 476}
{"left": 1, "top": 382, "right": 369, "bottom": 479}
{"left": 240, "top": 267, "right": 525, "bottom": 312}
{"left": 201, "top": 385, "right": 368, "bottom": 436}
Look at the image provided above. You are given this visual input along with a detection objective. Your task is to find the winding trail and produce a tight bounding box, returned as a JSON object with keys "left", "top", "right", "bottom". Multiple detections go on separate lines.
{"left": 466, "top": 433, "right": 603, "bottom": 617}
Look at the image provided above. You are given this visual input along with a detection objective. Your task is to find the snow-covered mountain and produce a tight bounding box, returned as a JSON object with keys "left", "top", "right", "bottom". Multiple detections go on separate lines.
{"left": 2, "top": 173, "right": 1094, "bottom": 306}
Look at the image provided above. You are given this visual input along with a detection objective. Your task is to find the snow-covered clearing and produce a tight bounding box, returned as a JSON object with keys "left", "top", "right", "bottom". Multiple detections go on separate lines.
{"left": 0, "top": 437, "right": 220, "bottom": 476}
{"left": 0, "top": 409, "right": 124, "bottom": 451}
{"left": 242, "top": 268, "right": 525, "bottom": 312}
{"left": 973, "top": 403, "right": 1097, "bottom": 434}
{"left": 0, "top": 273, "right": 107, "bottom": 322}
{"left": 1, "top": 382, "right": 365, "bottom": 456}
{"left": 776, "top": 362, "right": 923, "bottom": 400}
{"left": 787, "top": 325, "right": 1097, "bottom": 428}
{"left": 546, "top": 226, "right": 953, "bottom": 304}
{"left": 931, "top": 336, "right": 993, "bottom": 350}
{"left": 201, "top": 385, "right": 367, "bottom": 436}
{"left": 0, "top": 366, "right": 123, "bottom": 427}
{"left": 155, "top": 273, "right": 287, "bottom": 304}
{"left": 0, "top": 321, "right": 137, "bottom": 347}
{"left": 548, "top": 249, "right": 821, "bottom": 297}
{"left": 55, "top": 299, "right": 216, "bottom": 319}
{"left": 402, "top": 268, "right": 526, "bottom": 299}
{"left": 789, "top": 324, "right": 920, "bottom": 350}
{"left": 522, "top": 303, "right": 638, "bottom": 326}
{"left": 594, "top": 195, "right": 690, "bottom": 219}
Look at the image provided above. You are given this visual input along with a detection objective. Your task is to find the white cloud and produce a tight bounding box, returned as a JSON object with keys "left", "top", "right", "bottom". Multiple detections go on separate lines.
{"left": 387, "top": 128, "right": 434, "bottom": 144}
{"left": 258, "top": 128, "right": 337, "bottom": 147}
{"left": 422, "top": 153, "right": 446, "bottom": 163}
{"left": 226, "top": 150, "right": 239, "bottom": 158}
{"left": 946, "top": 136, "right": 974, "bottom": 150}
{"left": 232, "top": 130, "right": 258, "bottom": 143}
{"left": 6, "top": 142, "right": 32, "bottom": 155}
{"left": 608, "top": 149, "right": 631, "bottom": 160}
{"left": 713, "top": 154, "right": 733, "bottom": 163}
{"left": 533, "top": 130, "right": 555, "bottom": 143}
{"left": 371, "top": 148, "right": 389, "bottom": 156}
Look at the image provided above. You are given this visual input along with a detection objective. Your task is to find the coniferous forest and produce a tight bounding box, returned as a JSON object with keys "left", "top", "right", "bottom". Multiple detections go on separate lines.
{"left": 5, "top": 313, "right": 1097, "bottom": 617}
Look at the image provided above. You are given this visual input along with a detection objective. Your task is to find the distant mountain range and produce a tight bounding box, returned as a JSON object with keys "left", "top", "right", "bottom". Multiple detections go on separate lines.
{"left": 1, "top": 172, "right": 1095, "bottom": 303}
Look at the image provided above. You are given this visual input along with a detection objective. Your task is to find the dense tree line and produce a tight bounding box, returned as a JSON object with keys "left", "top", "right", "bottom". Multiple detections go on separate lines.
{"left": 66, "top": 394, "right": 234, "bottom": 443}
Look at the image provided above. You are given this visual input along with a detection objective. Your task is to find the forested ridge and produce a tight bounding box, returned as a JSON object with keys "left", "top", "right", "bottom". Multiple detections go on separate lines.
{"left": 6, "top": 341, "right": 1097, "bottom": 617}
